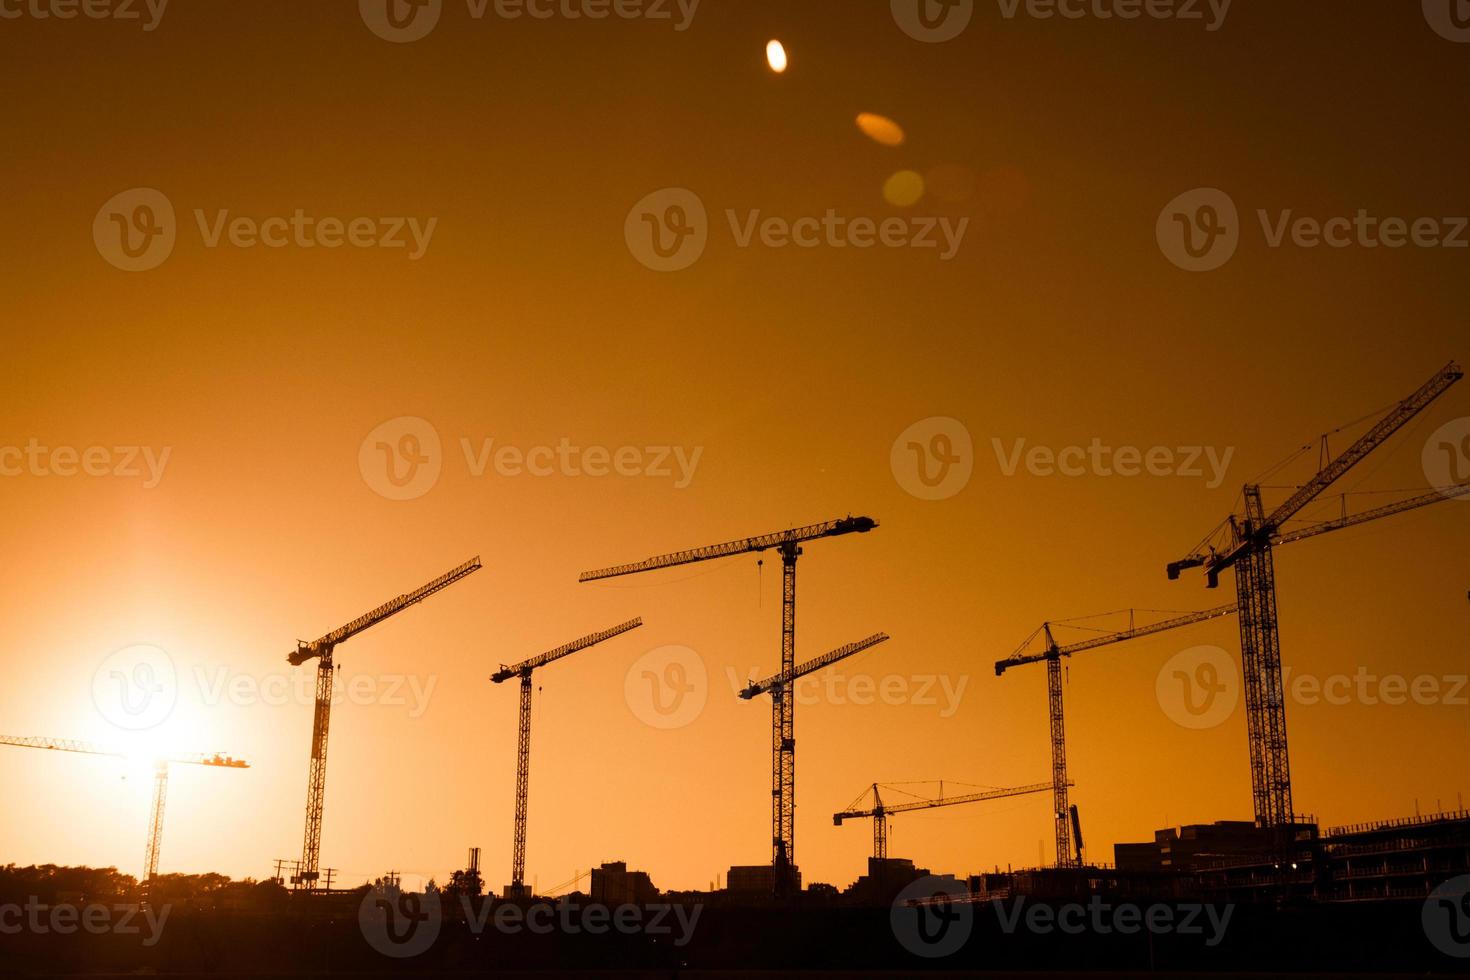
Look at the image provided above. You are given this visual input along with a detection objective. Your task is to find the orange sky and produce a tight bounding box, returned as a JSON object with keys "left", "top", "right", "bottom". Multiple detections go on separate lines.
{"left": 0, "top": 1, "right": 1467, "bottom": 894}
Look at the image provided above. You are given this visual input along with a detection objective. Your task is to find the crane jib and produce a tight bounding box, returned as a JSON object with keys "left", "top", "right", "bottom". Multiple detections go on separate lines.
{"left": 1172, "top": 361, "right": 1462, "bottom": 577}
{"left": 741, "top": 633, "right": 890, "bottom": 698}
{"left": 578, "top": 516, "right": 878, "bottom": 582}
{"left": 491, "top": 617, "right": 645, "bottom": 682}
{"left": 288, "top": 557, "right": 482, "bottom": 664}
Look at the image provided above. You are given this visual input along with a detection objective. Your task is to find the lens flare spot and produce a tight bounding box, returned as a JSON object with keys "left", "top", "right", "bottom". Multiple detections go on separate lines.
{"left": 883, "top": 170, "right": 926, "bottom": 207}
{"left": 856, "top": 112, "right": 906, "bottom": 147}
{"left": 766, "top": 40, "right": 788, "bottom": 73}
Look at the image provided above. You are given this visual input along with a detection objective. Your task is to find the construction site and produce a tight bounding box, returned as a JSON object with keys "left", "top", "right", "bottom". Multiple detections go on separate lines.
{"left": 3, "top": 2, "right": 1468, "bottom": 970}
{"left": 2, "top": 361, "right": 1468, "bottom": 976}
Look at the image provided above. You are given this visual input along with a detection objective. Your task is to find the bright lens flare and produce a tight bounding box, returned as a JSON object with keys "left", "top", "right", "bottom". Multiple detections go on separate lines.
{"left": 856, "top": 112, "right": 905, "bottom": 147}
{"left": 766, "top": 40, "right": 788, "bottom": 73}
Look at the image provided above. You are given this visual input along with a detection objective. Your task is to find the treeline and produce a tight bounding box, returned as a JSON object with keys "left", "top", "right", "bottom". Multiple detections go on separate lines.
{"left": 0, "top": 864, "right": 290, "bottom": 909}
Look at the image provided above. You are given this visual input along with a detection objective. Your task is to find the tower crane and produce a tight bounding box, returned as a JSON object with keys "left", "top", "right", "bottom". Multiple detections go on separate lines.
{"left": 995, "top": 604, "right": 1238, "bottom": 868}
{"left": 1169, "top": 361, "right": 1465, "bottom": 831}
{"left": 286, "top": 556, "right": 482, "bottom": 891}
{"left": 834, "top": 780, "right": 1057, "bottom": 861}
{"left": 491, "top": 617, "right": 644, "bottom": 899}
{"left": 0, "top": 735, "right": 247, "bottom": 893}
{"left": 738, "top": 631, "right": 891, "bottom": 893}
{"left": 581, "top": 517, "right": 879, "bottom": 897}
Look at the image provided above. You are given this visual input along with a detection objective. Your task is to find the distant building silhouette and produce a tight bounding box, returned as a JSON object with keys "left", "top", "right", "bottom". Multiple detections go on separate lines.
{"left": 589, "top": 861, "right": 657, "bottom": 905}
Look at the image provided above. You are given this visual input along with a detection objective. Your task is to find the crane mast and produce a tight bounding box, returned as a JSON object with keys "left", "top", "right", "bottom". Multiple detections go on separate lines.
{"left": 287, "top": 556, "right": 481, "bottom": 891}
{"left": 583, "top": 517, "right": 878, "bottom": 897}
{"left": 492, "top": 617, "right": 644, "bottom": 898}
{"left": 1169, "top": 361, "right": 1462, "bottom": 830}
{"left": 739, "top": 631, "right": 890, "bottom": 892}
{"left": 996, "top": 604, "right": 1239, "bottom": 868}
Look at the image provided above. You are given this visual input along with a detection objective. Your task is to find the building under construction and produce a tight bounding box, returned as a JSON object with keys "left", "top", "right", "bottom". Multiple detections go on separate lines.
{"left": 1109, "top": 809, "right": 1470, "bottom": 904}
